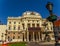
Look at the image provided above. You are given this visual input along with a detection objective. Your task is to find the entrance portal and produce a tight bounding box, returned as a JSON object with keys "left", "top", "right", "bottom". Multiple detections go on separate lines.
{"left": 29, "top": 32, "right": 33, "bottom": 41}
{"left": 29, "top": 32, "right": 39, "bottom": 42}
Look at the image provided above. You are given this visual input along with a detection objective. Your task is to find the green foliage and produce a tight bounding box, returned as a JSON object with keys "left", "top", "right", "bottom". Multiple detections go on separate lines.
{"left": 8, "top": 42, "right": 27, "bottom": 46}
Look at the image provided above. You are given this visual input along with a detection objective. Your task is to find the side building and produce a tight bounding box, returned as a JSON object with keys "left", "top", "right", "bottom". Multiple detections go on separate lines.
{"left": 0, "top": 24, "right": 6, "bottom": 42}
{"left": 6, "top": 11, "right": 54, "bottom": 42}
{"left": 54, "top": 19, "right": 60, "bottom": 41}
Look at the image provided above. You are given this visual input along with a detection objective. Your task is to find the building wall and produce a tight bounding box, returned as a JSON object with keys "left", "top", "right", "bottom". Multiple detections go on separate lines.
{"left": 0, "top": 25, "right": 6, "bottom": 41}
{"left": 6, "top": 11, "right": 54, "bottom": 42}
{"left": 6, "top": 31, "right": 23, "bottom": 42}
{"left": 7, "top": 11, "right": 42, "bottom": 31}
{"left": 54, "top": 20, "right": 60, "bottom": 40}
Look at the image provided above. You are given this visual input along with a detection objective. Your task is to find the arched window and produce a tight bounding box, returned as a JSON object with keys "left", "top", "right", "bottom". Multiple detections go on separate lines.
{"left": 27, "top": 23, "right": 30, "bottom": 28}
{"left": 32, "top": 24, "right": 35, "bottom": 27}
{"left": 37, "top": 24, "right": 39, "bottom": 27}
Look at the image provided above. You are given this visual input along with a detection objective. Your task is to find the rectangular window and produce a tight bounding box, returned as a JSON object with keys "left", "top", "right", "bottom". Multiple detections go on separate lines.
{"left": 32, "top": 20, "right": 34, "bottom": 22}
{"left": 13, "top": 36, "right": 15, "bottom": 39}
{"left": 28, "top": 20, "right": 30, "bottom": 22}
{"left": 13, "top": 26, "right": 16, "bottom": 30}
{"left": 8, "top": 32, "right": 10, "bottom": 34}
{"left": 51, "top": 27, "right": 53, "bottom": 30}
{"left": 18, "top": 36, "right": 20, "bottom": 39}
{"left": 9, "top": 22, "right": 11, "bottom": 24}
{"left": 14, "top": 22, "right": 16, "bottom": 24}
{"left": 9, "top": 26, "right": 11, "bottom": 30}
{"left": 37, "top": 20, "right": 38, "bottom": 22}
{"left": 13, "top": 32, "right": 15, "bottom": 34}
{"left": 47, "top": 27, "right": 49, "bottom": 30}
{"left": 19, "top": 22, "right": 20, "bottom": 24}
{"left": 8, "top": 36, "right": 10, "bottom": 39}
{"left": 18, "top": 32, "right": 20, "bottom": 34}
{"left": 18, "top": 26, "right": 20, "bottom": 30}
{"left": 22, "top": 24, "right": 25, "bottom": 29}
{"left": 8, "top": 36, "right": 10, "bottom": 41}
{"left": 27, "top": 23, "right": 30, "bottom": 27}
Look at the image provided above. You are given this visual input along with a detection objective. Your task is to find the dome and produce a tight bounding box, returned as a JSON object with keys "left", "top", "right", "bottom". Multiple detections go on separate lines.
{"left": 22, "top": 11, "right": 42, "bottom": 18}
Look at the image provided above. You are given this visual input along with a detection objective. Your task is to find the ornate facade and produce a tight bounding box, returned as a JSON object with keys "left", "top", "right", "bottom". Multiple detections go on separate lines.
{"left": 6, "top": 11, "right": 54, "bottom": 42}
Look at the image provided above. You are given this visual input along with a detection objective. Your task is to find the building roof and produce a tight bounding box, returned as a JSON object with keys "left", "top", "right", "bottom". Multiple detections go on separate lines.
{"left": 22, "top": 11, "right": 42, "bottom": 18}
{"left": 54, "top": 19, "right": 60, "bottom": 26}
{"left": 8, "top": 11, "right": 42, "bottom": 19}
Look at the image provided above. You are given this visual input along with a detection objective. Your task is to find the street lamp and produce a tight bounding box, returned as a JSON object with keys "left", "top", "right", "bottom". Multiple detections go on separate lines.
{"left": 46, "top": 2, "right": 53, "bottom": 15}
{"left": 46, "top": 2, "right": 57, "bottom": 22}
{"left": 46, "top": 2, "right": 58, "bottom": 45}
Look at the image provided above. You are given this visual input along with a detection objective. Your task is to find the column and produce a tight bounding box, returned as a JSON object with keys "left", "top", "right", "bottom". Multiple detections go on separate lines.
{"left": 35, "top": 24, "right": 37, "bottom": 27}
{"left": 33, "top": 32, "right": 35, "bottom": 42}
{"left": 24, "top": 32, "right": 26, "bottom": 41}
{"left": 31, "top": 23, "right": 32, "bottom": 27}
{"left": 36, "top": 32, "right": 38, "bottom": 41}
{"left": 22, "top": 33, "right": 24, "bottom": 41}
{"left": 38, "top": 32, "right": 40, "bottom": 41}
{"left": 27, "top": 31, "right": 29, "bottom": 42}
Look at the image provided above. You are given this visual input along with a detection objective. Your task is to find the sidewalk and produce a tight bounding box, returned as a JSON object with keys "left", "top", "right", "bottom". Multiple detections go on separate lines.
{"left": 39, "top": 42, "right": 55, "bottom": 45}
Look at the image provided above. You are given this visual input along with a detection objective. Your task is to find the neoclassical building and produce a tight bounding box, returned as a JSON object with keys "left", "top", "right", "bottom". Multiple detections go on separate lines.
{"left": 6, "top": 11, "right": 55, "bottom": 42}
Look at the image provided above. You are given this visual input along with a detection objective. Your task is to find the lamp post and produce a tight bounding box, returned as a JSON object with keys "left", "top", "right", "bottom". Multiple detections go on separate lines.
{"left": 46, "top": 2, "right": 58, "bottom": 45}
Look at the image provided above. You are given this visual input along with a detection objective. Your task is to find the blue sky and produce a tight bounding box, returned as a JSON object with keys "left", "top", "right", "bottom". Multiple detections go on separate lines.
{"left": 0, "top": 0, "right": 60, "bottom": 24}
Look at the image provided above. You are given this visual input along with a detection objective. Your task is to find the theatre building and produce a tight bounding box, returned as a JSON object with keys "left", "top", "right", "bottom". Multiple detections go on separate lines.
{"left": 6, "top": 11, "right": 54, "bottom": 42}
